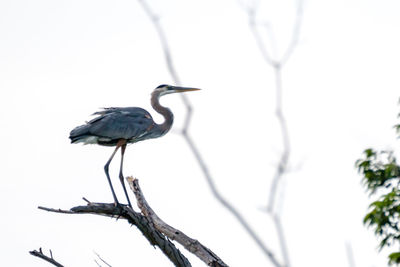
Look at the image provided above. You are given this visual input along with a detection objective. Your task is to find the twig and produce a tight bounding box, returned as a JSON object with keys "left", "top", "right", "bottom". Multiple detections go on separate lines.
{"left": 280, "top": 0, "right": 304, "bottom": 66}
{"left": 29, "top": 248, "right": 64, "bottom": 267}
{"left": 38, "top": 206, "right": 76, "bottom": 214}
{"left": 94, "top": 251, "right": 112, "bottom": 267}
{"left": 127, "top": 177, "right": 229, "bottom": 267}
{"left": 38, "top": 202, "right": 191, "bottom": 267}
{"left": 137, "top": 1, "right": 281, "bottom": 265}
{"left": 267, "top": 65, "right": 290, "bottom": 214}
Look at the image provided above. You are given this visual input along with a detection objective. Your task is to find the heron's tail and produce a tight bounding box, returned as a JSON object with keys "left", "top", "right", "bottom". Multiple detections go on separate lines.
{"left": 69, "top": 125, "right": 92, "bottom": 144}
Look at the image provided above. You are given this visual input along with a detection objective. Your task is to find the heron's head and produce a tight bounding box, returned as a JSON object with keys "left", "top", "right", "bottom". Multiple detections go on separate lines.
{"left": 154, "top": 84, "right": 201, "bottom": 96}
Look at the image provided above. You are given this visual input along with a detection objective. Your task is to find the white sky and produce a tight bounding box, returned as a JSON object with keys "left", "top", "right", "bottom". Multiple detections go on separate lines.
{"left": 1, "top": 0, "right": 400, "bottom": 266}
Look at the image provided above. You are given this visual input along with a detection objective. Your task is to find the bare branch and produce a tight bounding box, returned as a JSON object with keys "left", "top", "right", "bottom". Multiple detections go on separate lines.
{"left": 280, "top": 0, "right": 304, "bottom": 66}
{"left": 184, "top": 134, "right": 282, "bottom": 267}
{"left": 38, "top": 206, "right": 76, "bottom": 214}
{"left": 29, "top": 248, "right": 64, "bottom": 267}
{"left": 267, "top": 66, "right": 290, "bottom": 214}
{"left": 137, "top": 1, "right": 282, "bottom": 266}
{"left": 241, "top": 1, "right": 305, "bottom": 266}
{"left": 39, "top": 180, "right": 229, "bottom": 267}
{"left": 247, "top": 4, "right": 276, "bottom": 66}
{"left": 38, "top": 202, "right": 191, "bottom": 267}
{"left": 273, "top": 215, "right": 290, "bottom": 267}
{"left": 245, "top": 0, "right": 303, "bottom": 67}
{"left": 127, "top": 177, "right": 229, "bottom": 267}
{"left": 345, "top": 242, "right": 356, "bottom": 267}
{"left": 94, "top": 251, "right": 112, "bottom": 267}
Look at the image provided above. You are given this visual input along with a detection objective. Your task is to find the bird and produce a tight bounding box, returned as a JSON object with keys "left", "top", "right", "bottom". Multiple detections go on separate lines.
{"left": 69, "top": 84, "right": 200, "bottom": 207}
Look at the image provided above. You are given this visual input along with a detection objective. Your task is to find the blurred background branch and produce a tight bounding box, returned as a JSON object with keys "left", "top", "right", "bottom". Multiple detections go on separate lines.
{"left": 93, "top": 251, "right": 112, "bottom": 267}
{"left": 137, "top": 0, "right": 283, "bottom": 266}
{"left": 241, "top": 0, "right": 304, "bottom": 266}
{"left": 345, "top": 242, "right": 356, "bottom": 267}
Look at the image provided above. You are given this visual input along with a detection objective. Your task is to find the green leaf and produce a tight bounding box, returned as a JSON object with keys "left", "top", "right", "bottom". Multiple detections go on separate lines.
{"left": 389, "top": 252, "right": 400, "bottom": 265}
{"left": 365, "top": 148, "right": 376, "bottom": 158}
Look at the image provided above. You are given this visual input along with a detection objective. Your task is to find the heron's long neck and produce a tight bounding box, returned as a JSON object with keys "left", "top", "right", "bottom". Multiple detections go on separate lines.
{"left": 151, "top": 92, "right": 174, "bottom": 134}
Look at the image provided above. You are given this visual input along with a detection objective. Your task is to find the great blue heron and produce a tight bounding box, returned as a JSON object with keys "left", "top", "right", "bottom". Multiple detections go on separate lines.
{"left": 69, "top": 84, "right": 200, "bottom": 207}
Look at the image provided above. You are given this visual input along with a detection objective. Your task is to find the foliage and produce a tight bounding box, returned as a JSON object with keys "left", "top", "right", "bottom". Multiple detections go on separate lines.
{"left": 356, "top": 106, "right": 400, "bottom": 265}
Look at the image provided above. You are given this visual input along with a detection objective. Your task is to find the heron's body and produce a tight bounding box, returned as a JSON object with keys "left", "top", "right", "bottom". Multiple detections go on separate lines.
{"left": 70, "top": 107, "right": 162, "bottom": 146}
{"left": 69, "top": 84, "right": 200, "bottom": 207}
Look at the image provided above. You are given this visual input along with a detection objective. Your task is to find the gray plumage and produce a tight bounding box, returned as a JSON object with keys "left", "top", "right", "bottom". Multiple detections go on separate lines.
{"left": 70, "top": 107, "right": 156, "bottom": 146}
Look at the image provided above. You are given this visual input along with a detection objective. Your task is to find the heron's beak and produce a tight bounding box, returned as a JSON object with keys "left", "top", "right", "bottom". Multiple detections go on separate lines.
{"left": 169, "top": 86, "right": 201, "bottom": 93}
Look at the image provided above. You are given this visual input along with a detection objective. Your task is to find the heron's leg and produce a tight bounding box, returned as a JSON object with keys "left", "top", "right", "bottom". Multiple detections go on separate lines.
{"left": 104, "top": 144, "right": 121, "bottom": 205}
{"left": 119, "top": 143, "right": 132, "bottom": 208}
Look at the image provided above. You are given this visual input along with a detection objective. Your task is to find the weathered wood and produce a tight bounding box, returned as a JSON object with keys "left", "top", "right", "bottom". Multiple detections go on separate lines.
{"left": 30, "top": 248, "right": 64, "bottom": 267}
{"left": 38, "top": 202, "right": 191, "bottom": 267}
{"left": 127, "top": 177, "right": 229, "bottom": 267}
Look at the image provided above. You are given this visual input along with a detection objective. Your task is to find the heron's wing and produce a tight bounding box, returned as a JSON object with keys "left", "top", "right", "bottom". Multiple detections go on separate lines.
{"left": 92, "top": 107, "right": 149, "bottom": 116}
{"left": 88, "top": 108, "right": 155, "bottom": 140}
{"left": 88, "top": 107, "right": 152, "bottom": 126}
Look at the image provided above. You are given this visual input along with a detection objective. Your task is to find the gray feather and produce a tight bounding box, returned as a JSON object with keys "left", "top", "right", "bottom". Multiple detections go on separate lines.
{"left": 69, "top": 107, "right": 155, "bottom": 145}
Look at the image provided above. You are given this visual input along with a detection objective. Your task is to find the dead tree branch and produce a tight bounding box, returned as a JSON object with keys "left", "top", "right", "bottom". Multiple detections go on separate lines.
{"left": 127, "top": 177, "right": 229, "bottom": 267}
{"left": 137, "top": 1, "right": 281, "bottom": 266}
{"left": 29, "top": 248, "right": 64, "bottom": 267}
{"left": 38, "top": 203, "right": 191, "bottom": 267}
{"left": 38, "top": 179, "right": 229, "bottom": 267}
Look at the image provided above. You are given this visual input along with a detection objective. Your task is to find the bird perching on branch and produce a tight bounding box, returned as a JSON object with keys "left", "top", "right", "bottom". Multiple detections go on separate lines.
{"left": 69, "top": 84, "right": 201, "bottom": 207}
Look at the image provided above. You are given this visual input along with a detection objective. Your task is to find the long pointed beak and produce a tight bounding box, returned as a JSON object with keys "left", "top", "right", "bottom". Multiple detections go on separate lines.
{"left": 169, "top": 86, "right": 201, "bottom": 93}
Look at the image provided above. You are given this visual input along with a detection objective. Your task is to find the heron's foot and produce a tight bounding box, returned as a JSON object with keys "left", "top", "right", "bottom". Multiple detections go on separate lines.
{"left": 113, "top": 201, "right": 125, "bottom": 209}
{"left": 113, "top": 201, "right": 128, "bottom": 220}
{"left": 113, "top": 199, "right": 132, "bottom": 209}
